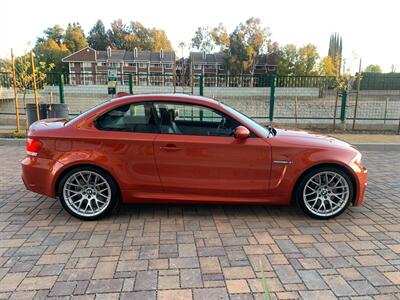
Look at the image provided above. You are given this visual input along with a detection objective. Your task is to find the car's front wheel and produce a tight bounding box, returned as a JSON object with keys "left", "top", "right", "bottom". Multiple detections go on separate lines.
{"left": 58, "top": 166, "right": 119, "bottom": 220}
{"left": 295, "top": 166, "right": 354, "bottom": 219}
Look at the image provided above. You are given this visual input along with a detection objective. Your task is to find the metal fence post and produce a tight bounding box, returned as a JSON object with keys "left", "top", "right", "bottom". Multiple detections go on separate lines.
{"left": 340, "top": 90, "right": 347, "bottom": 123}
{"left": 58, "top": 73, "right": 64, "bottom": 104}
{"left": 128, "top": 74, "right": 133, "bottom": 94}
{"left": 199, "top": 75, "right": 204, "bottom": 96}
{"left": 269, "top": 75, "right": 276, "bottom": 122}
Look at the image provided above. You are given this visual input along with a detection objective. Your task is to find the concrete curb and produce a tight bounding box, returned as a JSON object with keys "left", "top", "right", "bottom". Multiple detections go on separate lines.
{"left": 353, "top": 143, "right": 400, "bottom": 151}
{"left": 0, "top": 138, "right": 25, "bottom": 146}
{"left": 1, "top": 137, "right": 400, "bottom": 151}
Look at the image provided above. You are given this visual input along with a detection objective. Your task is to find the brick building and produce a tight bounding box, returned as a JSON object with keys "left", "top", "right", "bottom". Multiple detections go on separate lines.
{"left": 62, "top": 46, "right": 176, "bottom": 85}
{"left": 62, "top": 47, "right": 278, "bottom": 86}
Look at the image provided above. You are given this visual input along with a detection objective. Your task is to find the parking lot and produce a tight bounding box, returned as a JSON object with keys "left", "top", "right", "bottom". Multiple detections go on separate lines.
{"left": 0, "top": 144, "right": 399, "bottom": 299}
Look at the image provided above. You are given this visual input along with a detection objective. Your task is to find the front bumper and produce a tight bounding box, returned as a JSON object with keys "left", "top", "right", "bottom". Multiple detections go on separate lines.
{"left": 354, "top": 165, "right": 368, "bottom": 206}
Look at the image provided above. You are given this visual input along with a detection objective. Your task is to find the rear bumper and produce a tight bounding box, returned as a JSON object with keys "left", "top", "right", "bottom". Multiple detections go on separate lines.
{"left": 354, "top": 166, "right": 368, "bottom": 206}
{"left": 21, "top": 156, "right": 62, "bottom": 198}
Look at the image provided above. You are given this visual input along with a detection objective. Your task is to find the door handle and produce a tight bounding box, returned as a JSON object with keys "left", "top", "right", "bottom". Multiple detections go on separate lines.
{"left": 159, "top": 144, "right": 182, "bottom": 152}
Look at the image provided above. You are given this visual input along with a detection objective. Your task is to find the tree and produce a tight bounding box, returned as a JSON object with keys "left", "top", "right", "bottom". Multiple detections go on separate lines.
{"left": 328, "top": 33, "right": 343, "bottom": 76}
{"left": 64, "top": 23, "right": 88, "bottom": 52}
{"left": 191, "top": 27, "right": 215, "bottom": 53}
{"left": 364, "top": 64, "right": 382, "bottom": 73}
{"left": 319, "top": 56, "right": 336, "bottom": 76}
{"left": 233, "top": 18, "right": 270, "bottom": 75}
{"left": 37, "top": 25, "right": 64, "bottom": 45}
{"left": 275, "top": 44, "right": 298, "bottom": 76}
{"left": 0, "top": 58, "right": 11, "bottom": 72}
{"left": 222, "top": 18, "right": 270, "bottom": 76}
{"left": 3, "top": 52, "right": 54, "bottom": 105}
{"left": 34, "top": 39, "right": 70, "bottom": 72}
{"left": 151, "top": 29, "right": 172, "bottom": 51}
{"left": 107, "top": 19, "right": 130, "bottom": 49}
{"left": 88, "top": 20, "right": 108, "bottom": 50}
{"left": 294, "top": 44, "right": 320, "bottom": 75}
{"left": 210, "top": 23, "right": 230, "bottom": 50}
{"left": 224, "top": 28, "right": 247, "bottom": 75}
{"left": 178, "top": 42, "right": 186, "bottom": 58}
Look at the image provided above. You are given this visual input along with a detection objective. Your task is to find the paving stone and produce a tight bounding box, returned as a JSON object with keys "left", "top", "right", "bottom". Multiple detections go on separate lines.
{"left": 226, "top": 279, "right": 250, "bottom": 294}
{"left": 274, "top": 265, "right": 302, "bottom": 284}
{"left": 92, "top": 261, "right": 117, "bottom": 279}
{"left": 0, "top": 272, "right": 26, "bottom": 292}
{"left": 323, "top": 275, "right": 356, "bottom": 297}
{"left": 134, "top": 271, "right": 157, "bottom": 290}
{"left": 158, "top": 289, "right": 192, "bottom": 300}
{"left": 158, "top": 275, "right": 179, "bottom": 289}
{"left": 86, "top": 279, "right": 123, "bottom": 293}
{"left": 298, "top": 270, "right": 328, "bottom": 290}
{"left": 193, "top": 287, "right": 229, "bottom": 300}
{"left": 17, "top": 275, "right": 57, "bottom": 291}
{"left": 299, "top": 290, "right": 337, "bottom": 300}
{"left": 170, "top": 257, "right": 199, "bottom": 269}
{"left": 348, "top": 280, "right": 379, "bottom": 295}
{"left": 49, "top": 281, "right": 77, "bottom": 296}
{"left": 223, "top": 266, "right": 255, "bottom": 279}
{"left": 181, "top": 268, "right": 203, "bottom": 288}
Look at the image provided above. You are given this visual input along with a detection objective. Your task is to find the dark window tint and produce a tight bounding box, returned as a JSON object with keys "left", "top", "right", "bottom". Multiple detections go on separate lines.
{"left": 96, "top": 103, "right": 158, "bottom": 133}
{"left": 154, "top": 102, "right": 241, "bottom": 136}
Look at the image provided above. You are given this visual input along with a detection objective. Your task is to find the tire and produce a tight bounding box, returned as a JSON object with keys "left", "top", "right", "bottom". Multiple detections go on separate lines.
{"left": 295, "top": 166, "right": 354, "bottom": 219}
{"left": 57, "top": 166, "right": 119, "bottom": 220}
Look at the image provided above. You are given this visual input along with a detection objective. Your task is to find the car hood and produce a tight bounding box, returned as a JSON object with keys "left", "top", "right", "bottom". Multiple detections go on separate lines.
{"left": 275, "top": 129, "right": 354, "bottom": 149}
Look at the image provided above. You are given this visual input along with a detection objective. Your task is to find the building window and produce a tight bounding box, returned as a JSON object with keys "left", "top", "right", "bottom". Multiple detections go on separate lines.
{"left": 193, "top": 64, "right": 202, "bottom": 70}
{"left": 164, "top": 64, "right": 173, "bottom": 69}
{"left": 124, "top": 62, "right": 135, "bottom": 67}
{"left": 204, "top": 65, "right": 215, "bottom": 70}
{"left": 82, "top": 62, "right": 92, "bottom": 68}
{"left": 108, "top": 62, "right": 119, "bottom": 68}
{"left": 150, "top": 63, "right": 161, "bottom": 68}
{"left": 97, "top": 62, "right": 107, "bottom": 66}
{"left": 138, "top": 63, "right": 147, "bottom": 68}
{"left": 268, "top": 66, "right": 276, "bottom": 71}
{"left": 218, "top": 65, "right": 224, "bottom": 70}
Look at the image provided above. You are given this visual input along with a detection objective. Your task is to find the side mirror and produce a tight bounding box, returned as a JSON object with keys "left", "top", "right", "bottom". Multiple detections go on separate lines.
{"left": 234, "top": 126, "right": 250, "bottom": 140}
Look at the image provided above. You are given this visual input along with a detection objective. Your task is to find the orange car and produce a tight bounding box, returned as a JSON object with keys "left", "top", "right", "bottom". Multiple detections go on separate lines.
{"left": 22, "top": 94, "right": 367, "bottom": 220}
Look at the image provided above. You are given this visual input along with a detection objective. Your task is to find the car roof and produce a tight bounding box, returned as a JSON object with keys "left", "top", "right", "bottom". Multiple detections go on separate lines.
{"left": 112, "top": 93, "right": 222, "bottom": 106}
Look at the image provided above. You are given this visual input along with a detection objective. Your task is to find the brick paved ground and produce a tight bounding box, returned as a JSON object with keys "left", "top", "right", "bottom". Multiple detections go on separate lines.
{"left": 0, "top": 145, "right": 399, "bottom": 299}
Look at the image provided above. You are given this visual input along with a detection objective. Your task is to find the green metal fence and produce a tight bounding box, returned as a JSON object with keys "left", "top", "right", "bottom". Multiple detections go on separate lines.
{"left": 1, "top": 71, "right": 400, "bottom": 132}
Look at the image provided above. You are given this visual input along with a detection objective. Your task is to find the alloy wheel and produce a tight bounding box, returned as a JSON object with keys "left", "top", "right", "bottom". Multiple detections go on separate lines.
{"left": 303, "top": 171, "right": 350, "bottom": 217}
{"left": 62, "top": 170, "right": 112, "bottom": 217}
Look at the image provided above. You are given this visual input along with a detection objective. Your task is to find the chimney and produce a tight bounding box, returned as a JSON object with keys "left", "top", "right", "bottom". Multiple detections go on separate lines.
{"left": 160, "top": 48, "right": 164, "bottom": 60}
{"left": 133, "top": 47, "right": 138, "bottom": 59}
{"left": 107, "top": 46, "right": 112, "bottom": 58}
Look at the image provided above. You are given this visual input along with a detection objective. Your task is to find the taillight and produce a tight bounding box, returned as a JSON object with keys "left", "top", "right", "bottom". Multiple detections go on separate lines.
{"left": 26, "top": 138, "right": 42, "bottom": 156}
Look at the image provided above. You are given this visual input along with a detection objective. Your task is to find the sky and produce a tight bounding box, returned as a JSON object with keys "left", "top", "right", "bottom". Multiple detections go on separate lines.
{"left": 0, "top": 0, "right": 399, "bottom": 73}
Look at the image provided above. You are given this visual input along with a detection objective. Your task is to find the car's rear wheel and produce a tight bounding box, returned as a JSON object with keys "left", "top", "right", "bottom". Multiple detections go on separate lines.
{"left": 58, "top": 166, "right": 119, "bottom": 220}
{"left": 295, "top": 166, "right": 354, "bottom": 219}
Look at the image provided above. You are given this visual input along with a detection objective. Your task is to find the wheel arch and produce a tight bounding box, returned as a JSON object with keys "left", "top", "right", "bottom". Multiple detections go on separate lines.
{"left": 54, "top": 163, "right": 122, "bottom": 199}
{"left": 290, "top": 162, "right": 358, "bottom": 206}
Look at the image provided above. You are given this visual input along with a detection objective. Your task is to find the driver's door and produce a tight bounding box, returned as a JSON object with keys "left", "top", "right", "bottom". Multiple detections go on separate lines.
{"left": 153, "top": 102, "right": 271, "bottom": 200}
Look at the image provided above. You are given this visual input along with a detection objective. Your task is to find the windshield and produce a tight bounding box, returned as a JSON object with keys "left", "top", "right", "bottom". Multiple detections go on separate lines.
{"left": 221, "top": 103, "right": 274, "bottom": 138}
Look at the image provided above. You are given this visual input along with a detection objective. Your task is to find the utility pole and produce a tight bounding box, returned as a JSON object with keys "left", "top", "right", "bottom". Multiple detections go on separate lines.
{"left": 11, "top": 49, "right": 20, "bottom": 132}
{"left": 352, "top": 58, "right": 362, "bottom": 130}
{"left": 30, "top": 52, "right": 40, "bottom": 120}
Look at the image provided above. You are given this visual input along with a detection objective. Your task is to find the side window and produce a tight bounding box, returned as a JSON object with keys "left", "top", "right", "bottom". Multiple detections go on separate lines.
{"left": 154, "top": 102, "right": 241, "bottom": 136}
{"left": 95, "top": 103, "right": 158, "bottom": 133}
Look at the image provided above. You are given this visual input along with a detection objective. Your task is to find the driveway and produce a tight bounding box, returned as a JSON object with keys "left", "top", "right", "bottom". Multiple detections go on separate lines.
{"left": 0, "top": 144, "right": 399, "bottom": 299}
